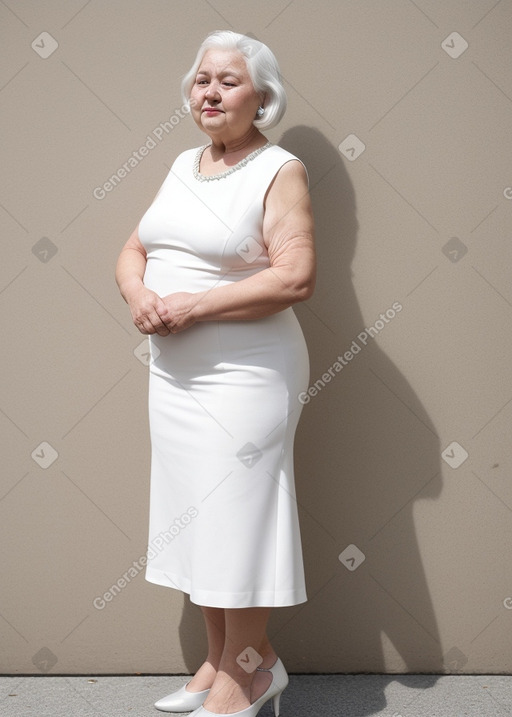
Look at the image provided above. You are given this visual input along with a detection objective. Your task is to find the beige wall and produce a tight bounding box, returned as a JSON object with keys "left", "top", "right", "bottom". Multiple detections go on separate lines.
{"left": 1, "top": 0, "right": 511, "bottom": 676}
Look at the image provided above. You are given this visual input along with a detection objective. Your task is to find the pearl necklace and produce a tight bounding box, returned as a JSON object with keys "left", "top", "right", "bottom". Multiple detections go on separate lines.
{"left": 193, "top": 141, "right": 273, "bottom": 182}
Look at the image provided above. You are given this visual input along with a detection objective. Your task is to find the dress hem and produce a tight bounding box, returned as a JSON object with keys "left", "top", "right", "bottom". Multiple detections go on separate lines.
{"left": 145, "top": 567, "right": 308, "bottom": 608}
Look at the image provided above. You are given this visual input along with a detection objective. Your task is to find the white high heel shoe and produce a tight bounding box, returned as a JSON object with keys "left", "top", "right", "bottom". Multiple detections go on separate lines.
{"left": 154, "top": 682, "right": 210, "bottom": 712}
{"left": 188, "top": 657, "right": 289, "bottom": 717}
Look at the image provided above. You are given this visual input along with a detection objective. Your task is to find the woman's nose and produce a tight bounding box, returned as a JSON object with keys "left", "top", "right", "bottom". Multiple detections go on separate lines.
{"left": 205, "top": 82, "right": 220, "bottom": 100}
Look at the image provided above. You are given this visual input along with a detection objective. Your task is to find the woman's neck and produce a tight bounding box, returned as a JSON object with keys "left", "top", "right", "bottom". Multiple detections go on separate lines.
{"left": 208, "top": 127, "right": 265, "bottom": 157}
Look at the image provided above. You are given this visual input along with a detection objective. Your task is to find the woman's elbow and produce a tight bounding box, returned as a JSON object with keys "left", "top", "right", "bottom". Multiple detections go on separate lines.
{"left": 298, "top": 278, "right": 315, "bottom": 301}
{"left": 290, "top": 270, "right": 316, "bottom": 302}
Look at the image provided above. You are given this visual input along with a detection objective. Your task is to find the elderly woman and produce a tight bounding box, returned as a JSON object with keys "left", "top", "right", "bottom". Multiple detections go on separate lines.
{"left": 116, "top": 30, "right": 315, "bottom": 717}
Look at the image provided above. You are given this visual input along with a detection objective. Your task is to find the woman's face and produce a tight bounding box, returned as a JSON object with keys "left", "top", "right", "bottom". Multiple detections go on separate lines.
{"left": 189, "top": 49, "right": 262, "bottom": 141}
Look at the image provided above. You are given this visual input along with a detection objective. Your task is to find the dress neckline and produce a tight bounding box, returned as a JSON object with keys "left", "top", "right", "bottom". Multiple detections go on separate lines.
{"left": 193, "top": 141, "right": 273, "bottom": 182}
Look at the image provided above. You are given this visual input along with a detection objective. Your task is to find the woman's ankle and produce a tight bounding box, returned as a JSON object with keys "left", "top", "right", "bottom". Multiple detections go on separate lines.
{"left": 258, "top": 641, "right": 278, "bottom": 668}
{"left": 186, "top": 659, "right": 218, "bottom": 692}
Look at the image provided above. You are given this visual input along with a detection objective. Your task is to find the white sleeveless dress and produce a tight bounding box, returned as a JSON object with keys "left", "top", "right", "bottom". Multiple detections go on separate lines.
{"left": 138, "top": 142, "right": 309, "bottom": 608}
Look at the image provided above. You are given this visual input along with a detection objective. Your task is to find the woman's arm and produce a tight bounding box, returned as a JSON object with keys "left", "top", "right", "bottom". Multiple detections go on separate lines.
{"left": 161, "top": 160, "right": 316, "bottom": 332}
{"left": 115, "top": 226, "right": 170, "bottom": 336}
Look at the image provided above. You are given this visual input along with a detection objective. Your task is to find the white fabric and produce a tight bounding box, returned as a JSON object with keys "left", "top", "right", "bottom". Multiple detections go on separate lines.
{"left": 138, "top": 143, "right": 309, "bottom": 608}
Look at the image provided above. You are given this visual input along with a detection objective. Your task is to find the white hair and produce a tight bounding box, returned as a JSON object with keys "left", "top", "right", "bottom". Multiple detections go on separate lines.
{"left": 181, "top": 30, "right": 287, "bottom": 131}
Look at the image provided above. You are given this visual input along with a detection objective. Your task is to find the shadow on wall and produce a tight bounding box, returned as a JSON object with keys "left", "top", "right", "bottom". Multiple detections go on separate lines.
{"left": 177, "top": 126, "right": 444, "bottom": 715}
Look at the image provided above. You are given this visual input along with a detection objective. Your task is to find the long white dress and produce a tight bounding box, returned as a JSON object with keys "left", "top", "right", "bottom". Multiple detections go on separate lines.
{"left": 137, "top": 142, "right": 309, "bottom": 608}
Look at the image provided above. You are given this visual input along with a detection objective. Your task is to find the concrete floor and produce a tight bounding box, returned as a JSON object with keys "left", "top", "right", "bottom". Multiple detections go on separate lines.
{"left": 2, "top": 673, "right": 512, "bottom": 716}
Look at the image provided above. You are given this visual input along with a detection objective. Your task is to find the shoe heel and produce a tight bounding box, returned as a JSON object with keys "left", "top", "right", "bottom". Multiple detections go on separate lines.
{"left": 272, "top": 690, "right": 283, "bottom": 717}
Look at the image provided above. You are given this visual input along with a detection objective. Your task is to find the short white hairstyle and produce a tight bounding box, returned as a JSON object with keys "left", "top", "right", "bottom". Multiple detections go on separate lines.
{"left": 181, "top": 30, "right": 287, "bottom": 131}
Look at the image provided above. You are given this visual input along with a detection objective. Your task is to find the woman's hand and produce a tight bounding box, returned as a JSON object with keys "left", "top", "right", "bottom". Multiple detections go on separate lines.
{"left": 116, "top": 225, "right": 180, "bottom": 336}
{"left": 126, "top": 284, "right": 171, "bottom": 336}
{"left": 160, "top": 292, "right": 198, "bottom": 333}
{"left": 116, "top": 225, "right": 171, "bottom": 335}
{"left": 127, "top": 286, "right": 198, "bottom": 335}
